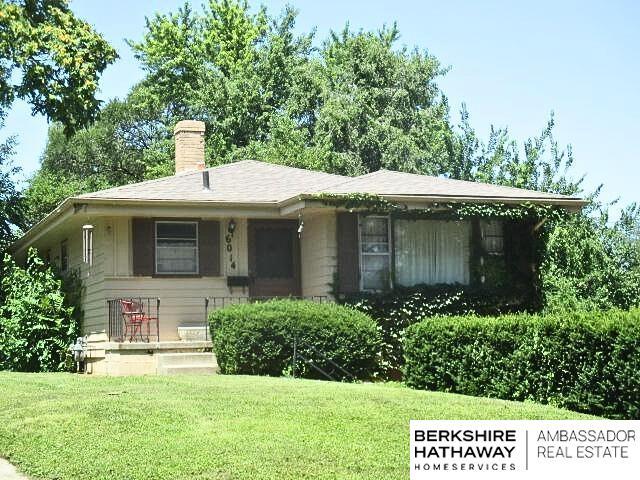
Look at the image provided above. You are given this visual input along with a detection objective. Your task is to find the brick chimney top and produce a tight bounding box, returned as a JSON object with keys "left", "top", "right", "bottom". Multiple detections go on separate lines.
{"left": 174, "top": 120, "right": 205, "bottom": 174}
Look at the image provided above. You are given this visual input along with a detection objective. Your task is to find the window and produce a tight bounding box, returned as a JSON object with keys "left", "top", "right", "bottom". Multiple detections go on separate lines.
{"left": 480, "top": 220, "right": 504, "bottom": 255}
{"left": 60, "top": 240, "right": 68, "bottom": 272}
{"left": 359, "top": 216, "right": 391, "bottom": 291}
{"left": 155, "top": 221, "right": 198, "bottom": 274}
{"left": 82, "top": 225, "right": 93, "bottom": 266}
{"left": 394, "top": 219, "right": 471, "bottom": 286}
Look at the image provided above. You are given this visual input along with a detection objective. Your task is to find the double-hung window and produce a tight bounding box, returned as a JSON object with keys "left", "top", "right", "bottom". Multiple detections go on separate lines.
{"left": 359, "top": 216, "right": 391, "bottom": 291}
{"left": 155, "top": 221, "right": 198, "bottom": 274}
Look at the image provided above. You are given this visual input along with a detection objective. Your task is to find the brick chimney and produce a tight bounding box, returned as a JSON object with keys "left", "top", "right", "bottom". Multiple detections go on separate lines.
{"left": 174, "top": 120, "right": 205, "bottom": 174}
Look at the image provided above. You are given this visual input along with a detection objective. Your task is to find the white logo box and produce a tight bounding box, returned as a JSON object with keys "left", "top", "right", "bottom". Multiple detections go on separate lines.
{"left": 410, "top": 420, "right": 640, "bottom": 479}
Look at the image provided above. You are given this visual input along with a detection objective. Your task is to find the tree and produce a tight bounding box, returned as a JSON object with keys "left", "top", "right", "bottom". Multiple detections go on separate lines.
{"left": 0, "top": 0, "right": 117, "bottom": 133}
{"left": 447, "top": 106, "right": 582, "bottom": 195}
{"left": 0, "top": 130, "right": 21, "bottom": 249}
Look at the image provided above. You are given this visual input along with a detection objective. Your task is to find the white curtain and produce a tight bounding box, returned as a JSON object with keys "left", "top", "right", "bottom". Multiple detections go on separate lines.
{"left": 394, "top": 219, "right": 471, "bottom": 286}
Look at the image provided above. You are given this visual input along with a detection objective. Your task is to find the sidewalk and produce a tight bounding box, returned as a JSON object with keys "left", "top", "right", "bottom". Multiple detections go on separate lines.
{"left": 0, "top": 458, "right": 28, "bottom": 479}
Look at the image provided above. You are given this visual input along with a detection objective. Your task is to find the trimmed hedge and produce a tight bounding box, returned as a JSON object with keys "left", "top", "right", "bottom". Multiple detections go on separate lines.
{"left": 209, "top": 300, "right": 380, "bottom": 380}
{"left": 403, "top": 309, "right": 640, "bottom": 419}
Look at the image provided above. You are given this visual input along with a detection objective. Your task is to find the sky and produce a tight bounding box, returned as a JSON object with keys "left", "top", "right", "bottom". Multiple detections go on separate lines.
{"left": 4, "top": 0, "right": 639, "bottom": 210}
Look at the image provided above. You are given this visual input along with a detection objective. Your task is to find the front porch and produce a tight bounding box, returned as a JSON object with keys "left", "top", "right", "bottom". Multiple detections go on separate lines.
{"left": 86, "top": 295, "right": 329, "bottom": 375}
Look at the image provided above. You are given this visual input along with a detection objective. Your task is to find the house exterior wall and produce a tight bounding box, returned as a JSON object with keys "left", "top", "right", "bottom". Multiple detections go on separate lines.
{"left": 300, "top": 211, "right": 338, "bottom": 298}
{"left": 25, "top": 211, "right": 338, "bottom": 342}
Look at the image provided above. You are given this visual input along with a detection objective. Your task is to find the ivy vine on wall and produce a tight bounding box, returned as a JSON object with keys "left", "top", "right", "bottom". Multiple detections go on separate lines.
{"left": 310, "top": 192, "right": 569, "bottom": 221}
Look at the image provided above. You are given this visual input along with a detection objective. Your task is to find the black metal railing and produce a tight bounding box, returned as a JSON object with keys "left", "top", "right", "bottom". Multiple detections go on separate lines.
{"left": 291, "top": 336, "right": 356, "bottom": 382}
{"left": 108, "top": 297, "right": 160, "bottom": 342}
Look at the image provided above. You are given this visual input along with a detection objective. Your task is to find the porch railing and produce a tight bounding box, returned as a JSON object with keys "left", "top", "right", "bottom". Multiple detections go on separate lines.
{"left": 107, "top": 297, "right": 160, "bottom": 343}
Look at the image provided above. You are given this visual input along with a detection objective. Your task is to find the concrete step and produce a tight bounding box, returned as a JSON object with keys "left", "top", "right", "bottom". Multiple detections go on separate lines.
{"left": 158, "top": 365, "right": 218, "bottom": 375}
{"left": 156, "top": 352, "right": 218, "bottom": 368}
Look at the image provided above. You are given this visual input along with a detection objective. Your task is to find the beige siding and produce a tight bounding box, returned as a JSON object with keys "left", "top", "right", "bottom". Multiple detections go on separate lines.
{"left": 100, "top": 216, "right": 248, "bottom": 341}
{"left": 25, "top": 210, "right": 338, "bottom": 341}
{"left": 300, "top": 212, "right": 337, "bottom": 298}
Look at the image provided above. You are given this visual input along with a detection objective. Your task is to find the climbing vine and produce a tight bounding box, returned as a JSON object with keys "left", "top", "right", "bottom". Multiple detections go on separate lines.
{"left": 310, "top": 193, "right": 569, "bottom": 222}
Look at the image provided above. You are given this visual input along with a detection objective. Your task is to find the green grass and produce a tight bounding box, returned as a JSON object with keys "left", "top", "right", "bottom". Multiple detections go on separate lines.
{"left": 0, "top": 373, "right": 593, "bottom": 480}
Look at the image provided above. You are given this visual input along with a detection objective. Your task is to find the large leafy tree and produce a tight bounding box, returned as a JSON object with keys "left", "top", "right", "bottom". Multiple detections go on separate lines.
{"left": 0, "top": 0, "right": 116, "bottom": 240}
{"left": 0, "top": 0, "right": 117, "bottom": 132}
{"left": 0, "top": 130, "right": 20, "bottom": 249}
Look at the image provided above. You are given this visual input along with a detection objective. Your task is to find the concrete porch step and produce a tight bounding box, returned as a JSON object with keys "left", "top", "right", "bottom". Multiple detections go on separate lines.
{"left": 156, "top": 352, "right": 217, "bottom": 367}
{"left": 156, "top": 352, "right": 218, "bottom": 375}
{"left": 158, "top": 365, "right": 218, "bottom": 375}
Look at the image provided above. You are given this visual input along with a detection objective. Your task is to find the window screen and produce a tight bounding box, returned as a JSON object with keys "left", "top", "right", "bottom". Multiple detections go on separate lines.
{"left": 155, "top": 221, "right": 198, "bottom": 274}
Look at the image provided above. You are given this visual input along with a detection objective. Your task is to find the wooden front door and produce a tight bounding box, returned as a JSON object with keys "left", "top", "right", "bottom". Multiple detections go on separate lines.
{"left": 248, "top": 220, "right": 301, "bottom": 297}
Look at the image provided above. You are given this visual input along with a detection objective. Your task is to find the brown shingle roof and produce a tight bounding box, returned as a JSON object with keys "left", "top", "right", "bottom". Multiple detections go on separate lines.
{"left": 321, "top": 169, "right": 577, "bottom": 201}
{"left": 77, "top": 160, "right": 347, "bottom": 203}
{"left": 76, "top": 160, "right": 583, "bottom": 205}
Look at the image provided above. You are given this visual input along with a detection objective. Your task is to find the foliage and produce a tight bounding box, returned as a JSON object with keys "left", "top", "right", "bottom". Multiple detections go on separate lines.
{"left": 0, "top": 373, "right": 591, "bottom": 480}
{"left": 0, "top": 0, "right": 117, "bottom": 132}
{"left": 340, "top": 285, "right": 532, "bottom": 378}
{"left": 0, "top": 248, "right": 79, "bottom": 371}
{"left": 541, "top": 210, "right": 640, "bottom": 312}
{"left": 209, "top": 299, "right": 380, "bottom": 380}
{"left": 447, "top": 106, "right": 583, "bottom": 195}
{"left": 313, "top": 191, "right": 568, "bottom": 221}
{"left": 403, "top": 310, "right": 640, "bottom": 419}
{"left": 0, "top": 130, "right": 21, "bottom": 248}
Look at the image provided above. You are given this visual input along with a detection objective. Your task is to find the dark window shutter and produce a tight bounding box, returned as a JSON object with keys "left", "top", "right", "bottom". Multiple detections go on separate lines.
{"left": 132, "top": 218, "right": 154, "bottom": 276}
{"left": 337, "top": 212, "right": 360, "bottom": 294}
{"left": 199, "top": 220, "right": 220, "bottom": 276}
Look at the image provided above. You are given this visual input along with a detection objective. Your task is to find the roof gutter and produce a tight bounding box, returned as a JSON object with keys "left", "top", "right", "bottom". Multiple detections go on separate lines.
{"left": 278, "top": 193, "right": 589, "bottom": 210}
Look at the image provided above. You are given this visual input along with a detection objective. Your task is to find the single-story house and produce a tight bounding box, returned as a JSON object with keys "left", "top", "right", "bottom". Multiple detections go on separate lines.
{"left": 13, "top": 120, "right": 586, "bottom": 375}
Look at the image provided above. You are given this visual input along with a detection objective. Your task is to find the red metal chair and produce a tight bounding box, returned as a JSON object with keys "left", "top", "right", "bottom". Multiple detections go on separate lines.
{"left": 119, "top": 299, "right": 156, "bottom": 342}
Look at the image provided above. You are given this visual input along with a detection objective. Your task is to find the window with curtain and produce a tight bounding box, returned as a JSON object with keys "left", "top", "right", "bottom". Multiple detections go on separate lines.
{"left": 155, "top": 221, "right": 198, "bottom": 274}
{"left": 359, "top": 216, "right": 391, "bottom": 290}
{"left": 394, "top": 219, "right": 471, "bottom": 286}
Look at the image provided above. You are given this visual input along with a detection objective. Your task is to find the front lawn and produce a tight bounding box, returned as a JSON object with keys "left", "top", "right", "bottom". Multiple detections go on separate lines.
{"left": 0, "top": 373, "right": 593, "bottom": 480}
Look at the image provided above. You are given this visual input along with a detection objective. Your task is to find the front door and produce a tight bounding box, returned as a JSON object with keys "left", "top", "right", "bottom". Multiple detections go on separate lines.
{"left": 247, "top": 220, "right": 301, "bottom": 297}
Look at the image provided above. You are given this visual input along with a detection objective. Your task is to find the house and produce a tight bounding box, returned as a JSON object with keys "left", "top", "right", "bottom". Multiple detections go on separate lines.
{"left": 12, "top": 120, "right": 586, "bottom": 375}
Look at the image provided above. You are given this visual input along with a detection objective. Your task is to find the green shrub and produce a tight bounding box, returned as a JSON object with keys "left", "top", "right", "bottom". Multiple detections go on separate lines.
{"left": 0, "top": 249, "right": 80, "bottom": 372}
{"left": 209, "top": 300, "right": 381, "bottom": 380}
{"left": 403, "top": 310, "right": 640, "bottom": 419}
{"left": 340, "top": 284, "right": 532, "bottom": 378}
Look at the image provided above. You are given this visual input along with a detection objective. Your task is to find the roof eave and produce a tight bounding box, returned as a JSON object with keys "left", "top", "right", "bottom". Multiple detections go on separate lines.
{"left": 284, "top": 193, "right": 588, "bottom": 208}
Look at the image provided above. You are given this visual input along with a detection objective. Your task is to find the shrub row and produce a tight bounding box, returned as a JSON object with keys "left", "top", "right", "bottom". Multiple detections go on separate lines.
{"left": 209, "top": 300, "right": 380, "bottom": 380}
{"left": 340, "top": 284, "right": 532, "bottom": 378}
{"left": 403, "top": 309, "right": 640, "bottom": 419}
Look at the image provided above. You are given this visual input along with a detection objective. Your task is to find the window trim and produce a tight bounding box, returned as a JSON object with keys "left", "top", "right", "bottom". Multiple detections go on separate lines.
{"left": 358, "top": 214, "right": 392, "bottom": 292}
{"left": 82, "top": 225, "right": 93, "bottom": 267}
{"left": 154, "top": 220, "right": 199, "bottom": 275}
